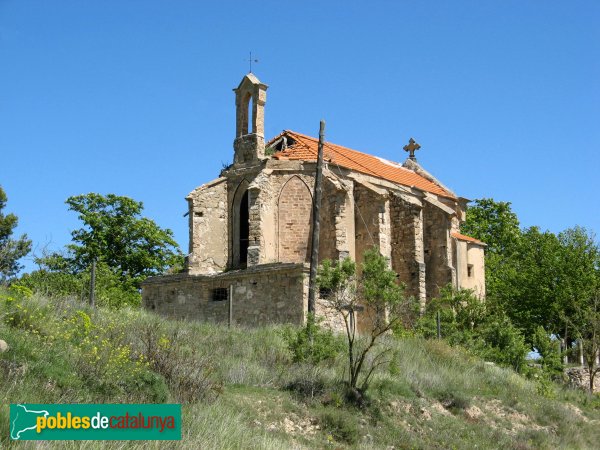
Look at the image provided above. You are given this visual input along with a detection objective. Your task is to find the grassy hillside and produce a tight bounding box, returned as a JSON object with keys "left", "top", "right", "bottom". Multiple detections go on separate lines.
{"left": 1, "top": 289, "right": 600, "bottom": 449}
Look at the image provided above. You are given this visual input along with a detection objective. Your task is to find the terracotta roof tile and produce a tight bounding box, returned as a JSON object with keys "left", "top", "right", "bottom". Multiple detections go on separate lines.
{"left": 269, "top": 130, "right": 455, "bottom": 199}
{"left": 451, "top": 232, "right": 486, "bottom": 246}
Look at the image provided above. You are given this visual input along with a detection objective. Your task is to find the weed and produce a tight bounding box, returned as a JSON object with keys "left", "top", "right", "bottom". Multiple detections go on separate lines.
{"left": 319, "top": 409, "right": 359, "bottom": 445}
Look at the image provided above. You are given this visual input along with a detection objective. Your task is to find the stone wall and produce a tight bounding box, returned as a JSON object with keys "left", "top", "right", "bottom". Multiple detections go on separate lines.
{"left": 423, "top": 203, "right": 453, "bottom": 300}
{"left": 390, "top": 194, "right": 426, "bottom": 310}
{"left": 187, "top": 178, "right": 228, "bottom": 275}
{"left": 318, "top": 180, "right": 338, "bottom": 262}
{"left": 182, "top": 151, "right": 481, "bottom": 327}
{"left": 315, "top": 296, "right": 346, "bottom": 334}
{"left": 278, "top": 176, "right": 313, "bottom": 263}
{"left": 142, "top": 263, "right": 308, "bottom": 327}
{"left": 353, "top": 184, "right": 382, "bottom": 267}
{"left": 333, "top": 180, "right": 356, "bottom": 261}
{"left": 234, "top": 134, "right": 265, "bottom": 164}
{"left": 247, "top": 185, "right": 261, "bottom": 266}
{"left": 565, "top": 367, "right": 600, "bottom": 393}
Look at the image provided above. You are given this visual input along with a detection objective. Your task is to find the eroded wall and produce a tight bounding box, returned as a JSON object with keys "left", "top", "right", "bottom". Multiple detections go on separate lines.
{"left": 354, "top": 184, "right": 382, "bottom": 266}
{"left": 187, "top": 178, "right": 228, "bottom": 274}
{"left": 142, "top": 264, "right": 308, "bottom": 326}
{"left": 390, "top": 194, "right": 426, "bottom": 309}
{"left": 423, "top": 203, "right": 454, "bottom": 300}
{"left": 318, "top": 180, "right": 338, "bottom": 262}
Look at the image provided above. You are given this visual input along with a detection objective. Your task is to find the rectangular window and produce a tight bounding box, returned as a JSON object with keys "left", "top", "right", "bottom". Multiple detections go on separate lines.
{"left": 467, "top": 265, "right": 473, "bottom": 278}
{"left": 212, "top": 287, "right": 228, "bottom": 301}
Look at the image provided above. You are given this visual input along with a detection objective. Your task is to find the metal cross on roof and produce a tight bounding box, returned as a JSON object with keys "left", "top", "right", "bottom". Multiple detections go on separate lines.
{"left": 403, "top": 138, "right": 421, "bottom": 160}
{"left": 246, "top": 51, "right": 259, "bottom": 73}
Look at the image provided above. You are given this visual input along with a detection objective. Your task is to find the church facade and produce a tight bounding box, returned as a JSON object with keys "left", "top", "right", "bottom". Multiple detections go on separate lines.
{"left": 141, "top": 73, "right": 485, "bottom": 329}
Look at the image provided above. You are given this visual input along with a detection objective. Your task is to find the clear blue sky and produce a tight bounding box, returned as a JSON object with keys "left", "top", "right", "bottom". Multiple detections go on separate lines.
{"left": 1, "top": 0, "right": 599, "bottom": 273}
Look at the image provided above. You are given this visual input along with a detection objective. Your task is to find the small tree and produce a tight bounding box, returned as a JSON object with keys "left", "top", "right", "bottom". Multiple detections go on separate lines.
{"left": 0, "top": 186, "right": 32, "bottom": 282}
{"left": 532, "top": 326, "right": 563, "bottom": 379}
{"left": 569, "top": 291, "right": 600, "bottom": 393}
{"left": 317, "top": 248, "right": 409, "bottom": 397}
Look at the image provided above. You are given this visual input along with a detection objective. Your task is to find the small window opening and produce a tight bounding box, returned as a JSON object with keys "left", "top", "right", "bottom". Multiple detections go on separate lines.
{"left": 212, "top": 288, "right": 228, "bottom": 301}
{"left": 467, "top": 265, "right": 473, "bottom": 278}
{"left": 241, "top": 92, "right": 253, "bottom": 135}
{"left": 194, "top": 211, "right": 204, "bottom": 217}
{"left": 248, "top": 97, "right": 253, "bottom": 133}
{"left": 319, "top": 287, "right": 332, "bottom": 299}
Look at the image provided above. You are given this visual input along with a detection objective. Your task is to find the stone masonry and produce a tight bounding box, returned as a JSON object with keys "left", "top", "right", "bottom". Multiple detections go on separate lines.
{"left": 142, "top": 73, "right": 486, "bottom": 330}
{"left": 143, "top": 263, "right": 308, "bottom": 326}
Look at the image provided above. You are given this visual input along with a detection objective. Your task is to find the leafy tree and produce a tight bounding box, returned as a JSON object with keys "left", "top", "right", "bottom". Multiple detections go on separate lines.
{"left": 568, "top": 291, "right": 600, "bottom": 393}
{"left": 509, "top": 226, "right": 563, "bottom": 338}
{"left": 0, "top": 186, "right": 32, "bottom": 282}
{"left": 460, "top": 198, "right": 522, "bottom": 314}
{"left": 460, "top": 198, "right": 521, "bottom": 256}
{"left": 64, "top": 193, "right": 182, "bottom": 284}
{"left": 317, "top": 248, "right": 410, "bottom": 397}
{"left": 511, "top": 227, "right": 599, "bottom": 345}
{"left": 556, "top": 227, "right": 600, "bottom": 344}
{"left": 462, "top": 199, "right": 599, "bottom": 352}
{"left": 418, "top": 285, "right": 529, "bottom": 373}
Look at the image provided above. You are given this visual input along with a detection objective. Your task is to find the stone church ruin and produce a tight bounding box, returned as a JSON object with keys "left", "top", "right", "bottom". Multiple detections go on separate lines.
{"left": 141, "top": 73, "right": 485, "bottom": 329}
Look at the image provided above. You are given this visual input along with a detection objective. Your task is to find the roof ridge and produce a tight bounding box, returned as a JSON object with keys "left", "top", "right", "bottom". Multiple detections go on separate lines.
{"left": 287, "top": 130, "right": 425, "bottom": 177}
{"left": 269, "top": 130, "right": 455, "bottom": 199}
{"left": 287, "top": 130, "right": 405, "bottom": 165}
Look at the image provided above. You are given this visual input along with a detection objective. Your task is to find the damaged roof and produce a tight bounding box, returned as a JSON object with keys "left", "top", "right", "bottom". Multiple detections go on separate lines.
{"left": 268, "top": 130, "right": 455, "bottom": 199}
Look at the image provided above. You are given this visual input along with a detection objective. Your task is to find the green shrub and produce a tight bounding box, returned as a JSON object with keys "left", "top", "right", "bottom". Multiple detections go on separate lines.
{"left": 281, "top": 314, "right": 342, "bottom": 365}
{"left": 532, "top": 325, "right": 563, "bottom": 379}
{"left": 417, "top": 285, "right": 529, "bottom": 373}
{"left": 535, "top": 375, "right": 557, "bottom": 399}
{"left": 18, "top": 270, "right": 83, "bottom": 300}
{"left": 319, "top": 409, "right": 359, "bottom": 445}
{"left": 473, "top": 315, "right": 529, "bottom": 373}
{"left": 18, "top": 263, "right": 141, "bottom": 308}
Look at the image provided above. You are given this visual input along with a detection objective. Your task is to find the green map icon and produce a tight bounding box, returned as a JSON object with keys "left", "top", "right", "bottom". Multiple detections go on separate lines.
{"left": 10, "top": 404, "right": 49, "bottom": 440}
